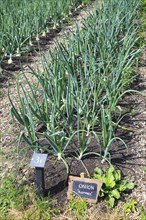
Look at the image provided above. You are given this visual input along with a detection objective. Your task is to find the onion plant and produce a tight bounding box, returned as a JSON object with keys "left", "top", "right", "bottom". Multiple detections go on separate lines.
{"left": 9, "top": 0, "right": 142, "bottom": 173}
{"left": 0, "top": 0, "right": 90, "bottom": 65}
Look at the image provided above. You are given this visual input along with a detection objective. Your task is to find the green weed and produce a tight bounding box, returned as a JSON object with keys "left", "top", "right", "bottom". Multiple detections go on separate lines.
{"left": 140, "top": 210, "right": 146, "bottom": 220}
{"left": 0, "top": 176, "right": 59, "bottom": 220}
{"left": 94, "top": 166, "right": 135, "bottom": 208}
{"left": 124, "top": 199, "right": 138, "bottom": 213}
{"left": 68, "top": 195, "right": 88, "bottom": 220}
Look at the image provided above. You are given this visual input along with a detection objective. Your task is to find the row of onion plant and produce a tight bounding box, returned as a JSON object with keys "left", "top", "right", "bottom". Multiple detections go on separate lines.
{"left": 9, "top": 0, "right": 142, "bottom": 173}
{"left": 0, "top": 0, "right": 90, "bottom": 65}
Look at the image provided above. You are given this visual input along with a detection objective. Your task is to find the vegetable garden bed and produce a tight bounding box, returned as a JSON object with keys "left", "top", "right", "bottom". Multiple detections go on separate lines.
{"left": 9, "top": 0, "right": 142, "bottom": 171}
{"left": 0, "top": 0, "right": 146, "bottom": 219}
{"left": 0, "top": 0, "right": 91, "bottom": 70}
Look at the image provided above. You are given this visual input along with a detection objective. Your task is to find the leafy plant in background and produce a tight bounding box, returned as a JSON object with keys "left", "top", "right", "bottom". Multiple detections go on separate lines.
{"left": 94, "top": 166, "right": 135, "bottom": 208}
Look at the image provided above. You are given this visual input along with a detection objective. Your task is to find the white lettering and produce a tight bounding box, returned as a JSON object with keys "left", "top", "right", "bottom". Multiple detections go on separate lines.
{"left": 77, "top": 189, "right": 92, "bottom": 196}
{"left": 78, "top": 183, "right": 94, "bottom": 190}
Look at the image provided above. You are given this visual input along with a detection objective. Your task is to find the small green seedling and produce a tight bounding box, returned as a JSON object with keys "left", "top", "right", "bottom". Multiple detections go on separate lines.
{"left": 124, "top": 199, "right": 137, "bottom": 213}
